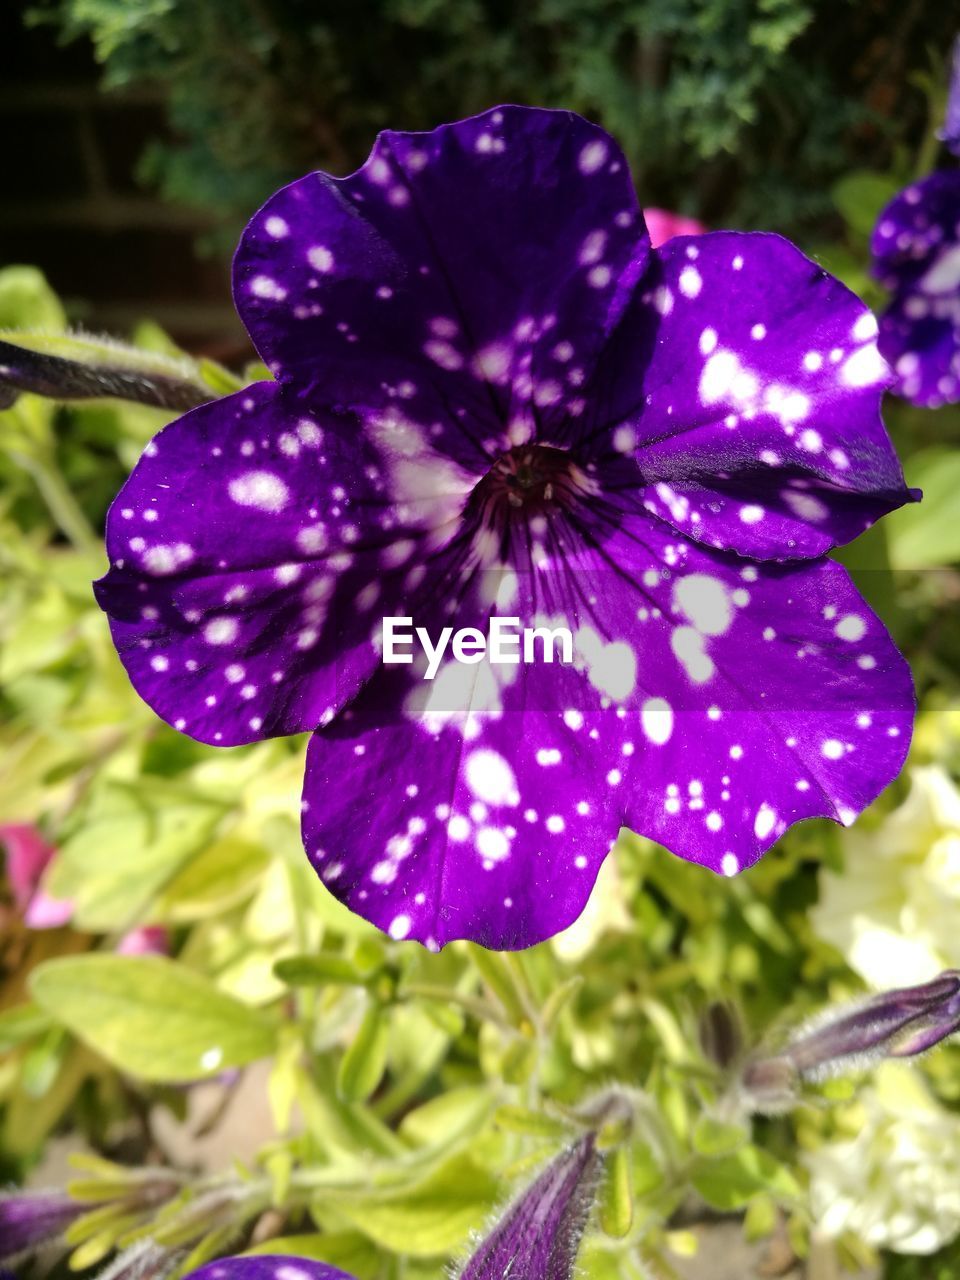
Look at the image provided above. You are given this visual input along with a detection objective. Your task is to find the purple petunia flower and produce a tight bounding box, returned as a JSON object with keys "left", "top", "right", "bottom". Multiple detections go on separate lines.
{"left": 96, "top": 106, "right": 915, "bottom": 950}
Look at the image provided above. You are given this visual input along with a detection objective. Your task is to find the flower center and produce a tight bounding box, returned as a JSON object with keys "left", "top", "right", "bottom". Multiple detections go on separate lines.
{"left": 468, "top": 445, "right": 592, "bottom": 528}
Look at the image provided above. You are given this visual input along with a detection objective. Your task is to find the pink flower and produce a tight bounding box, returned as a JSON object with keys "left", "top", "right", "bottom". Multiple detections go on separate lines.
{"left": 115, "top": 925, "right": 169, "bottom": 956}
{"left": 642, "top": 207, "right": 707, "bottom": 248}
{"left": 0, "top": 824, "right": 73, "bottom": 929}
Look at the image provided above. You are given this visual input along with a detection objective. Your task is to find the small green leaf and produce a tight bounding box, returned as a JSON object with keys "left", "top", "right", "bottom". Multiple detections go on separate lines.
{"left": 198, "top": 357, "right": 245, "bottom": 395}
{"left": 692, "top": 1144, "right": 800, "bottom": 1211}
{"left": 155, "top": 834, "right": 269, "bottom": 921}
{"left": 243, "top": 1233, "right": 379, "bottom": 1273}
{"left": 29, "top": 954, "right": 276, "bottom": 1082}
{"left": 493, "top": 1104, "right": 571, "bottom": 1140}
{"left": 0, "top": 1002, "right": 53, "bottom": 1051}
{"left": 49, "top": 780, "right": 226, "bottom": 931}
{"left": 692, "top": 1115, "right": 750, "bottom": 1157}
{"left": 886, "top": 448, "right": 960, "bottom": 569}
{"left": 331, "top": 1154, "right": 497, "bottom": 1256}
{"left": 275, "top": 953, "right": 371, "bottom": 987}
{"left": 468, "top": 944, "right": 528, "bottom": 1024}
{"left": 832, "top": 170, "right": 901, "bottom": 240}
{"left": 337, "top": 1001, "right": 389, "bottom": 1102}
{"left": 599, "top": 1144, "right": 633, "bottom": 1238}
{"left": 0, "top": 266, "right": 66, "bottom": 331}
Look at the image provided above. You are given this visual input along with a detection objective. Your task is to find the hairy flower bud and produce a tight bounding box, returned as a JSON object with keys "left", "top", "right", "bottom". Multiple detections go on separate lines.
{"left": 741, "top": 971, "right": 960, "bottom": 1111}
{"left": 459, "top": 1134, "right": 601, "bottom": 1280}
{"left": 0, "top": 335, "right": 210, "bottom": 411}
{"left": 698, "top": 999, "right": 744, "bottom": 1071}
{"left": 0, "top": 1189, "right": 84, "bottom": 1260}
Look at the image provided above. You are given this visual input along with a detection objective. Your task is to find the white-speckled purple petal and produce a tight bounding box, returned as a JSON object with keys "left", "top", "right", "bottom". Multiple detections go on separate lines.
{"left": 184, "top": 1258, "right": 354, "bottom": 1280}
{"left": 302, "top": 515, "right": 912, "bottom": 950}
{"left": 94, "top": 381, "right": 469, "bottom": 745}
{"left": 581, "top": 231, "right": 912, "bottom": 559}
{"left": 234, "top": 105, "right": 650, "bottom": 468}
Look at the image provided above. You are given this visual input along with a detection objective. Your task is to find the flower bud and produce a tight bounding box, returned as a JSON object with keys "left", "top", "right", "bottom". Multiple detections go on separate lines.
{"left": 459, "top": 1134, "right": 601, "bottom": 1280}
{"left": 0, "top": 1189, "right": 84, "bottom": 1260}
{"left": 698, "top": 999, "right": 744, "bottom": 1071}
{"left": 741, "top": 971, "right": 960, "bottom": 1111}
{"left": 0, "top": 335, "right": 210, "bottom": 411}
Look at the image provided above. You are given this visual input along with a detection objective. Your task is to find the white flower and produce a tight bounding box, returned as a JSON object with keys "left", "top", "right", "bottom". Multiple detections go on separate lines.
{"left": 806, "top": 1063, "right": 960, "bottom": 1254}
{"left": 812, "top": 766, "right": 960, "bottom": 988}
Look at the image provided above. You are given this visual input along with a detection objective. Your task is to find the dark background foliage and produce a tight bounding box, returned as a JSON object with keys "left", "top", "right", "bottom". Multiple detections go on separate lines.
{"left": 22, "top": 0, "right": 951, "bottom": 243}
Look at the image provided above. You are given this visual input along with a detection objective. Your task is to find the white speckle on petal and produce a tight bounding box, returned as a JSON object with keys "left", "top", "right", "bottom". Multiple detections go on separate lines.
{"left": 835, "top": 614, "right": 866, "bottom": 641}
{"left": 228, "top": 470, "right": 289, "bottom": 512}
{"left": 307, "top": 245, "right": 334, "bottom": 273}
{"left": 641, "top": 696, "right": 674, "bottom": 745}
{"left": 754, "top": 804, "right": 776, "bottom": 840}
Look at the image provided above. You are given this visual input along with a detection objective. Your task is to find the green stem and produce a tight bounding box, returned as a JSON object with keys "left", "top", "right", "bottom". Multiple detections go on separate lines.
{"left": 399, "top": 982, "right": 511, "bottom": 1029}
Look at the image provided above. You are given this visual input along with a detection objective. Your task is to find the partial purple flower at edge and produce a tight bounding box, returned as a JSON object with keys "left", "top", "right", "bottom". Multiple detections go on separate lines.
{"left": 0, "top": 1189, "right": 84, "bottom": 1261}
{"left": 937, "top": 35, "right": 960, "bottom": 157}
{"left": 872, "top": 171, "right": 960, "bottom": 406}
{"left": 95, "top": 105, "right": 916, "bottom": 951}
{"left": 872, "top": 37, "right": 960, "bottom": 406}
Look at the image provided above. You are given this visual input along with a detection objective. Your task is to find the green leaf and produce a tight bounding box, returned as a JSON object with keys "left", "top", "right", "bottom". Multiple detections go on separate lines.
{"left": 154, "top": 834, "right": 269, "bottom": 921}
{"left": 337, "top": 1002, "right": 389, "bottom": 1103}
{"left": 29, "top": 954, "right": 276, "bottom": 1082}
{"left": 331, "top": 1154, "right": 497, "bottom": 1257}
{"left": 691, "top": 1114, "right": 750, "bottom": 1157}
{"left": 400, "top": 1087, "right": 493, "bottom": 1148}
{"left": 0, "top": 1002, "right": 53, "bottom": 1052}
{"left": 243, "top": 1233, "right": 379, "bottom": 1273}
{"left": 598, "top": 1144, "right": 633, "bottom": 1238}
{"left": 691, "top": 1144, "right": 800, "bottom": 1211}
{"left": 0, "top": 266, "right": 66, "bottom": 331}
{"left": 48, "top": 780, "right": 226, "bottom": 931}
{"left": 886, "top": 448, "right": 960, "bottom": 569}
{"left": 832, "top": 170, "right": 901, "bottom": 240}
{"left": 274, "top": 952, "right": 371, "bottom": 987}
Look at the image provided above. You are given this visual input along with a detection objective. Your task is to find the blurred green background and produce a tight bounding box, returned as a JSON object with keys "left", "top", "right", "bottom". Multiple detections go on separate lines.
{"left": 2, "top": 3, "right": 960, "bottom": 1279}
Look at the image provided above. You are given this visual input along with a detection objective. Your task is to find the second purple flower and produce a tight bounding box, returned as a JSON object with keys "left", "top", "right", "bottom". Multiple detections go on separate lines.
{"left": 95, "top": 106, "right": 915, "bottom": 950}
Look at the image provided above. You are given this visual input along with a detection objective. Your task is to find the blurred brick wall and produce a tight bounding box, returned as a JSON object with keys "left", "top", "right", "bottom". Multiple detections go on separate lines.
{"left": 0, "top": 6, "right": 246, "bottom": 359}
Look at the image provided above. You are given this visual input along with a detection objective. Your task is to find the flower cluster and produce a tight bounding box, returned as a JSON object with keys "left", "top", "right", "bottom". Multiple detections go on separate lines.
{"left": 812, "top": 765, "right": 960, "bottom": 989}
{"left": 96, "top": 106, "right": 914, "bottom": 950}
{"left": 806, "top": 1062, "right": 960, "bottom": 1255}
